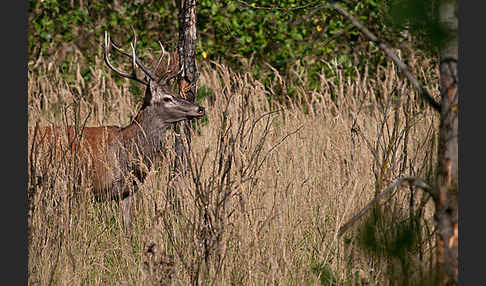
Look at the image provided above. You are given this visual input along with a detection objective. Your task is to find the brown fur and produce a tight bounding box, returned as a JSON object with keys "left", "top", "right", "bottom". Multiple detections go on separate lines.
{"left": 30, "top": 37, "right": 205, "bottom": 227}
{"left": 31, "top": 124, "right": 138, "bottom": 200}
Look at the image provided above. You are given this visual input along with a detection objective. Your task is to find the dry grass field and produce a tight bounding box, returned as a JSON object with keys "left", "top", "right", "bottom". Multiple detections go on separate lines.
{"left": 27, "top": 48, "right": 440, "bottom": 285}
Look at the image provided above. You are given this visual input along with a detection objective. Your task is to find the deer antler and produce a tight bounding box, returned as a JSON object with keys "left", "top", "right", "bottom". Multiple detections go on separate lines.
{"left": 151, "top": 42, "right": 182, "bottom": 86}
{"left": 151, "top": 41, "right": 168, "bottom": 77}
{"left": 104, "top": 28, "right": 183, "bottom": 86}
{"left": 104, "top": 28, "right": 158, "bottom": 85}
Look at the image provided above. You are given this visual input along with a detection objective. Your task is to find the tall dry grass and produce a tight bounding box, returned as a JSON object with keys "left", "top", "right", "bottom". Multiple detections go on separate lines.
{"left": 28, "top": 48, "right": 440, "bottom": 285}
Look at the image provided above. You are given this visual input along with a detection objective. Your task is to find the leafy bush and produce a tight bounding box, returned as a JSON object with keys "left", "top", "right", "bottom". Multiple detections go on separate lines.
{"left": 28, "top": 0, "right": 439, "bottom": 101}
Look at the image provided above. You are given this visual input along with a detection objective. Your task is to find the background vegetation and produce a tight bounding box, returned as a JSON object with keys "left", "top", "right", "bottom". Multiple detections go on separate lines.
{"left": 28, "top": 0, "right": 445, "bottom": 284}
{"left": 28, "top": 0, "right": 442, "bottom": 97}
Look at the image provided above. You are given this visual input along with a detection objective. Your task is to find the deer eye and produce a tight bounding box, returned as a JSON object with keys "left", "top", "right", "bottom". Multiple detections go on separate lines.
{"left": 162, "top": 96, "right": 172, "bottom": 103}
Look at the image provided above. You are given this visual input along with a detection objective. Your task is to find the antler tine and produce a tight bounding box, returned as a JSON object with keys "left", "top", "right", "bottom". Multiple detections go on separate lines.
{"left": 110, "top": 38, "right": 155, "bottom": 81}
{"left": 164, "top": 64, "right": 184, "bottom": 84}
{"left": 104, "top": 30, "right": 159, "bottom": 83}
{"left": 152, "top": 41, "right": 167, "bottom": 77}
{"left": 104, "top": 31, "right": 148, "bottom": 85}
{"left": 158, "top": 47, "right": 181, "bottom": 85}
{"left": 129, "top": 43, "right": 139, "bottom": 82}
{"left": 130, "top": 26, "right": 137, "bottom": 51}
{"left": 127, "top": 28, "right": 159, "bottom": 82}
{"left": 110, "top": 38, "right": 131, "bottom": 57}
{"left": 164, "top": 45, "right": 171, "bottom": 71}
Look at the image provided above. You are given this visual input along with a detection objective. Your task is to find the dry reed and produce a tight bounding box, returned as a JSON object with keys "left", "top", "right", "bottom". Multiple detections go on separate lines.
{"left": 28, "top": 49, "right": 440, "bottom": 285}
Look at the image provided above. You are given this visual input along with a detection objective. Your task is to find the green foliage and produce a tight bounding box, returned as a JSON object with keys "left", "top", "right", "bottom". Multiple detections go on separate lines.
{"left": 28, "top": 0, "right": 179, "bottom": 63}
{"left": 28, "top": 0, "right": 445, "bottom": 102}
{"left": 29, "top": 1, "right": 391, "bottom": 86}
{"left": 355, "top": 206, "right": 437, "bottom": 286}
{"left": 310, "top": 258, "right": 339, "bottom": 286}
{"left": 196, "top": 85, "right": 215, "bottom": 105}
{"left": 381, "top": 0, "right": 456, "bottom": 55}
{"left": 197, "top": 0, "right": 391, "bottom": 82}
{"left": 358, "top": 208, "right": 419, "bottom": 259}
{"left": 128, "top": 84, "right": 143, "bottom": 98}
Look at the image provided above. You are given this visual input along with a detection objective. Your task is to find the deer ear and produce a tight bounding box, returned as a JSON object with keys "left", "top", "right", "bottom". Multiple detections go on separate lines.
{"left": 151, "top": 80, "right": 165, "bottom": 102}
{"left": 149, "top": 80, "right": 158, "bottom": 96}
{"left": 142, "top": 80, "right": 157, "bottom": 107}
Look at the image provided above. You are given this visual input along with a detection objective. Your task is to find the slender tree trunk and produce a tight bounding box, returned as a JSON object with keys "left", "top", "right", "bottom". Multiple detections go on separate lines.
{"left": 435, "top": 1, "right": 458, "bottom": 284}
{"left": 174, "top": 0, "right": 198, "bottom": 172}
{"left": 328, "top": 1, "right": 458, "bottom": 284}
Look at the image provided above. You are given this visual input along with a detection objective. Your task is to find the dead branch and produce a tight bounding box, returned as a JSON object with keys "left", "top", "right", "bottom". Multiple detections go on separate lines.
{"left": 237, "top": 1, "right": 441, "bottom": 112}
{"left": 329, "top": 2, "right": 441, "bottom": 112}
{"left": 338, "top": 176, "right": 432, "bottom": 236}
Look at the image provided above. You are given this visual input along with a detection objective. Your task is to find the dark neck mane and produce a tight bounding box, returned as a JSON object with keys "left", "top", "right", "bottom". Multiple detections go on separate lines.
{"left": 118, "top": 105, "right": 170, "bottom": 161}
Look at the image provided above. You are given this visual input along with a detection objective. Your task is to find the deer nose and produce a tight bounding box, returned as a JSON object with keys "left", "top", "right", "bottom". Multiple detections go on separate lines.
{"left": 197, "top": 106, "right": 205, "bottom": 115}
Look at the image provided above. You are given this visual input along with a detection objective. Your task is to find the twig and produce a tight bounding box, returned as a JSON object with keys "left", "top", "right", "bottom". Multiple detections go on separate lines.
{"left": 256, "top": 124, "right": 304, "bottom": 171}
{"left": 237, "top": 1, "right": 440, "bottom": 112}
{"left": 329, "top": 2, "right": 441, "bottom": 112}
{"left": 338, "top": 176, "right": 432, "bottom": 236}
{"left": 236, "top": 0, "right": 323, "bottom": 11}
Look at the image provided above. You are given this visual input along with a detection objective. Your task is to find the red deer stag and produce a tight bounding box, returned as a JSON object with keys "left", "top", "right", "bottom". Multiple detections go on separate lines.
{"left": 29, "top": 30, "right": 205, "bottom": 227}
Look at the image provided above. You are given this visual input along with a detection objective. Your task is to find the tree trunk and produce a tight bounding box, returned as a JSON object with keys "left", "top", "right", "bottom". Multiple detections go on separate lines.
{"left": 174, "top": 0, "right": 198, "bottom": 172}
{"left": 435, "top": 1, "right": 458, "bottom": 284}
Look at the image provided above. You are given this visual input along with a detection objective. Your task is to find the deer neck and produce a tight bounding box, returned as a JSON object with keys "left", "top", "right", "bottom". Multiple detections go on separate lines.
{"left": 119, "top": 107, "right": 171, "bottom": 159}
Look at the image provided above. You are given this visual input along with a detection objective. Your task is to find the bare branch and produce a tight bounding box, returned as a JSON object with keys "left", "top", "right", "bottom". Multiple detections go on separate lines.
{"left": 338, "top": 176, "right": 432, "bottom": 237}
{"left": 238, "top": 0, "right": 441, "bottom": 112}
{"left": 237, "top": 0, "right": 323, "bottom": 11}
{"left": 329, "top": 2, "right": 441, "bottom": 112}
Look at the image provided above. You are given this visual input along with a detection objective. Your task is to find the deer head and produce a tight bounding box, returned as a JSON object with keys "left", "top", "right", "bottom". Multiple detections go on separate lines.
{"left": 103, "top": 29, "right": 205, "bottom": 124}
